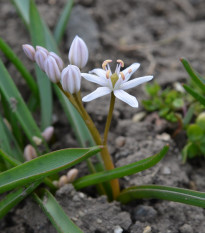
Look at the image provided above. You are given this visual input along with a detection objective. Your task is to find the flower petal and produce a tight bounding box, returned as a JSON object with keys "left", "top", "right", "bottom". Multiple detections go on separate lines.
{"left": 82, "top": 87, "right": 112, "bottom": 102}
{"left": 120, "top": 75, "right": 153, "bottom": 90}
{"left": 81, "top": 73, "right": 108, "bottom": 86}
{"left": 89, "top": 68, "right": 106, "bottom": 77}
{"left": 122, "top": 63, "right": 140, "bottom": 82}
{"left": 114, "top": 90, "right": 138, "bottom": 108}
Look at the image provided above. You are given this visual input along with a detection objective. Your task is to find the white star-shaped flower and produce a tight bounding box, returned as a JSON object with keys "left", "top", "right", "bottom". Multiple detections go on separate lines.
{"left": 82, "top": 59, "right": 153, "bottom": 108}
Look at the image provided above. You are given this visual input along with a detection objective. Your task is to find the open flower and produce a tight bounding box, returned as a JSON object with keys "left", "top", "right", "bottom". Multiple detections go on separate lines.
{"left": 82, "top": 60, "right": 153, "bottom": 108}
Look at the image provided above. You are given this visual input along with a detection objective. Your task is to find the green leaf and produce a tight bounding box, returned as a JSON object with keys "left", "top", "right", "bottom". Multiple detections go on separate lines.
{"left": 11, "top": 0, "right": 30, "bottom": 26}
{"left": 181, "top": 58, "right": 205, "bottom": 93}
{"left": 172, "top": 98, "right": 184, "bottom": 109}
{"left": 183, "top": 84, "right": 205, "bottom": 106}
{"left": 29, "top": 0, "right": 52, "bottom": 129}
{"left": 34, "top": 189, "right": 83, "bottom": 233}
{"left": 117, "top": 185, "right": 205, "bottom": 208}
{"left": 183, "top": 104, "right": 195, "bottom": 126}
{"left": 0, "top": 149, "right": 21, "bottom": 167}
{"left": 0, "top": 146, "right": 100, "bottom": 193}
{"left": 0, "top": 38, "right": 38, "bottom": 98}
{"left": 74, "top": 146, "right": 169, "bottom": 190}
{"left": 0, "top": 180, "right": 41, "bottom": 219}
{"left": 196, "top": 112, "right": 205, "bottom": 132}
{"left": 0, "top": 115, "right": 23, "bottom": 162}
{"left": 187, "top": 124, "right": 203, "bottom": 142}
{"left": 0, "top": 59, "right": 44, "bottom": 147}
{"left": 54, "top": 0, "right": 74, "bottom": 45}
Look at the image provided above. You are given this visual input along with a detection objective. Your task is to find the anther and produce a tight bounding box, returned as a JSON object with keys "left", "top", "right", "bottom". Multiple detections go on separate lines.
{"left": 117, "top": 59, "right": 124, "bottom": 68}
{"left": 106, "top": 70, "right": 110, "bottom": 79}
{"left": 102, "top": 59, "right": 112, "bottom": 70}
{"left": 120, "top": 72, "right": 125, "bottom": 80}
{"left": 128, "top": 68, "right": 132, "bottom": 73}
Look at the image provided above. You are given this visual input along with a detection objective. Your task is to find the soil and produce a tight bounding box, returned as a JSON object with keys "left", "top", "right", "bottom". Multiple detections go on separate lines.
{"left": 1, "top": 0, "right": 205, "bottom": 232}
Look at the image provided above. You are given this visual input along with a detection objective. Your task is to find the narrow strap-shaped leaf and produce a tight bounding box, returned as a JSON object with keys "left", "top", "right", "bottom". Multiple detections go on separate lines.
{"left": 74, "top": 146, "right": 169, "bottom": 189}
{"left": 11, "top": 0, "right": 30, "bottom": 26}
{"left": 0, "top": 149, "right": 21, "bottom": 167}
{"left": 0, "top": 38, "right": 38, "bottom": 98}
{"left": 181, "top": 58, "right": 205, "bottom": 92}
{"left": 183, "top": 84, "right": 205, "bottom": 106}
{"left": 29, "top": 0, "right": 52, "bottom": 129}
{"left": 0, "top": 180, "right": 42, "bottom": 219}
{"left": 34, "top": 189, "right": 83, "bottom": 233}
{"left": 54, "top": 0, "right": 74, "bottom": 45}
{"left": 0, "top": 115, "right": 23, "bottom": 162}
{"left": 117, "top": 185, "right": 205, "bottom": 208}
{"left": 0, "top": 146, "right": 100, "bottom": 193}
{"left": 0, "top": 59, "right": 44, "bottom": 147}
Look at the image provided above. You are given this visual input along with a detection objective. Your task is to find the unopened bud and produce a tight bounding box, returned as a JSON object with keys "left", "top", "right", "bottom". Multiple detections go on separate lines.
{"left": 32, "top": 136, "right": 42, "bottom": 145}
{"left": 52, "top": 180, "right": 59, "bottom": 188}
{"left": 35, "top": 49, "right": 48, "bottom": 71}
{"left": 44, "top": 55, "right": 61, "bottom": 83}
{"left": 36, "top": 46, "right": 49, "bottom": 54}
{"left": 68, "top": 35, "right": 88, "bottom": 69}
{"left": 67, "top": 168, "right": 79, "bottom": 183}
{"left": 41, "top": 126, "right": 54, "bottom": 142}
{"left": 24, "top": 144, "right": 37, "bottom": 161}
{"left": 49, "top": 52, "right": 64, "bottom": 71}
{"left": 58, "top": 175, "right": 68, "bottom": 187}
{"left": 22, "top": 44, "right": 36, "bottom": 61}
{"left": 61, "top": 65, "right": 81, "bottom": 94}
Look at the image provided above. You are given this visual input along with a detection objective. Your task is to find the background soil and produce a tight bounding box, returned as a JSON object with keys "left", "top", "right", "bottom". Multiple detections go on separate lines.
{"left": 0, "top": 0, "right": 205, "bottom": 232}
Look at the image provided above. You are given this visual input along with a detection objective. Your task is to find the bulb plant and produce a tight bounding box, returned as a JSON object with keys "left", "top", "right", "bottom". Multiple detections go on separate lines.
{"left": 0, "top": 1, "right": 205, "bottom": 232}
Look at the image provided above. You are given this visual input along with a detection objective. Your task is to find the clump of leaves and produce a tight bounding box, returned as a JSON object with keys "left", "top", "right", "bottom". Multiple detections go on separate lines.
{"left": 142, "top": 82, "right": 185, "bottom": 122}
{"left": 181, "top": 58, "right": 205, "bottom": 162}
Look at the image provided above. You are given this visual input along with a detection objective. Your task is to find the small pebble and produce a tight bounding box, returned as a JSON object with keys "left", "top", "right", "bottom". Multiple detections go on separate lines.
{"left": 115, "top": 136, "right": 126, "bottom": 148}
{"left": 143, "top": 226, "right": 151, "bottom": 233}
{"left": 161, "top": 166, "right": 171, "bottom": 175}
{"left": 114, "top": 225, "right": 123, "bottom": 233}
{"left": 179, "top": 224, "right": 193, "bottom": 233}
{"left": 97, "top": 218, "right": 102, "bottom": 224}
{"left": 156, "top": 133, "right": 171, "bottom": 141}
{"left": 132, "top": 112, "right": 146, "bottom": 122}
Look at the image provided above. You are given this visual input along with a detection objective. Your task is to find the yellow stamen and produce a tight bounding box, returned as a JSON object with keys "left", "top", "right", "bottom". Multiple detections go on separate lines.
{"left": 102, "top": 59, "right": 112, "bottom": 70}
{"left": 117, "top": 59, "right": 124, "bottom": 68}
{"left": 120, "top": 72, "right": 125, "bottom": 80}
{"left": 106, "top": 70, "right": 110, "bottom": 79}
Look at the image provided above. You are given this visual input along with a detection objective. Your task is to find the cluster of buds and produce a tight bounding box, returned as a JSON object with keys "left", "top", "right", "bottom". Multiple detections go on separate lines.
{"left": 22, "top": 36, "right": 88, "bottom": 94}
{"left": 52, "top": 168, "right": 79, "bottom": 188}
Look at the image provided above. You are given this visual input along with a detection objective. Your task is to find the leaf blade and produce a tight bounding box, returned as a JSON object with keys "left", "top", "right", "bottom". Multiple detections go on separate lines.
{"left": 117, "top": 185, "right": 205, "bottom": 208}
{"left": 0, "top": 146, "right": 100, "bottom": 193}
{"left": 74, "top": 146, "right": 169, "bottom": 189}
{"left": 34, "top": 189, "right": 83, "bottom": 233}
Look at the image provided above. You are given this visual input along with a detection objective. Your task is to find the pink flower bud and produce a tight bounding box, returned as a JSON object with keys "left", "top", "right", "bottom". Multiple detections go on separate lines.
{"left": 44, "top": 55, "right": 61, "bottom": 83}
{"left": 24, "top": 144, "right": 37, "bottom": 161}
{"left": 41, "top": 126, "right": 54, "bottom": 142}
{"left": 36, "top": 46, "right": 49, "bottom": 54}
{"left": 68, "top": 35, "right": 89, "bottom": 69}
{"left": 49, "top": 52, "right": 64, "bottom": 71}
{"left": 67, "top": 168, "right": 79, "bottom": 183}
{"left": 61, "top": 65, "right": 81, "bottom": 94}
{"left": 35, "top": 49, "right": 48, "bottom": 71}
{"left": 22, "top": 44, "right": 35, "bottom": 61}
{"left": 58, "top": 175, "right": 68, "bottom": 187}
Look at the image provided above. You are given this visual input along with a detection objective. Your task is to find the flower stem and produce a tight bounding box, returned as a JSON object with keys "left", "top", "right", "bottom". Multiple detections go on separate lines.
{"left": 73, "top": 92, "right": 120, "bottom": 199}
{"left": 103, "top": 92, "right": 115, "bottom": 145}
